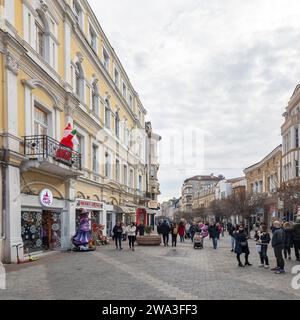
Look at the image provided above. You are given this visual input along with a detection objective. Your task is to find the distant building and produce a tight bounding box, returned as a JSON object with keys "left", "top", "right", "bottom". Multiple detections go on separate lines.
{"left": 181, "top": 174, "right": 223, "bottom": 212}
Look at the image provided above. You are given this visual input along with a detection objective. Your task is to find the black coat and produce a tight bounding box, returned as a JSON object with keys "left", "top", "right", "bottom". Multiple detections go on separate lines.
{"left": 284, "top": 229, "right": 293, "bottom": 247}
{"left": 234, "top": 231, "right": 250, "bottom": 255}
{"left": 113, "top": 225, "right": 123, "bottom": 238}
{"left": 160, "top": 222, "right": 170, "bottom": 235}
{"left": 293, "top": 223, "right": 300, "bottom": 242}
{"left": 208, "top": 225, "right": 219, "bottom": 239}
{"left": 272, "top": 228, "right": 285, "bottom": 248}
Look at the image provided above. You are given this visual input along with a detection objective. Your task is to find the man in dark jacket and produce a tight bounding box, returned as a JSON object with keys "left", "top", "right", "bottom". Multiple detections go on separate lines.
{"left": 113, "top": 222, "right": 123, "bottom": 251}
{"left": 208, "top": 223, "right": 219, "bottom": 249}
{"left": 271, "top": 221, "right": 285, "bottom": 274}
{"left": 160, "top": 220, "right": 170, "bottom": 246}
{"left": 293, "top": 219, "right": 300, "bottom": 261}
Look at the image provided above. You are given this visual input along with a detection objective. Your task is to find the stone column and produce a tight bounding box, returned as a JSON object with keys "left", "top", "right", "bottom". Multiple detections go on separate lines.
{"left": 64, "top": 179, "right": 76, "bottom": 249}
{"left": 5, "top": 52, "right": 19, "bottom": 152}
{"left": 4, "top": 165, "right": 23, "bottom": 263}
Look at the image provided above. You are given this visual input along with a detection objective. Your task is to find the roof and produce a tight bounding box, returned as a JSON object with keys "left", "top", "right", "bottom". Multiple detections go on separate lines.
{"left": 184, "top": 175, "right": 222, "bottom": 183}
{"left": 226, "top": 177, "right": 245, "bottom": 183}
{"left": 244, "top": 145, "right": 282, "bottom": 173}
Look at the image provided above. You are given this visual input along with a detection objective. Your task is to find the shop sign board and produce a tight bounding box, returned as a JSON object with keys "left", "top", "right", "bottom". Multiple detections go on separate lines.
{"left": 76, "top": 199, "right": 103, "bottom": 210}
{"left": 40, "top": 189, "right": 53, "bottom": 207}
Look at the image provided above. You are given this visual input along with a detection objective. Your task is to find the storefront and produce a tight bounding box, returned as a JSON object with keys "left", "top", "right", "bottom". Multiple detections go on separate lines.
{"left": 20, "top": 189, "right": 68, "bottom": 253}
{"left": 75, "top": 199, "right": 105, "bottom": 235}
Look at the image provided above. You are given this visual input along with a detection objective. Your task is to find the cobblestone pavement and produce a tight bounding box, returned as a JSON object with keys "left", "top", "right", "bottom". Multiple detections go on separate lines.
{"left": 1, "top": 235, "right": 300, "bottom": 300}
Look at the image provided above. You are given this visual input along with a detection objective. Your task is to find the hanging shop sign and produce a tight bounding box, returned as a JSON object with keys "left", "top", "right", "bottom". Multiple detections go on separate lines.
{"left": 148, "top": 200, "right": 158, "bottom": 209}
{"left": 40, "top": 189, "right": 54, "bottom": 207}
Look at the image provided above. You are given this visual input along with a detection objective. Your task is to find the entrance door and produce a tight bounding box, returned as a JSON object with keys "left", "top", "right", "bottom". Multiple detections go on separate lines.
{"left": 42, "top": 211, "right": 61, "bottom": 250}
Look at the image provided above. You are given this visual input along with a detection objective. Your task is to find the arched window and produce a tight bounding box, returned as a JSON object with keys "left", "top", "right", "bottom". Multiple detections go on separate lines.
{"left": 115, "top": 111, "right": 120, "bottom": 138}
{"left": 75, "top": 61, "right": 84, "bottom": 100}
{"left": 91, "top": 81, "right": 99, "bottom": 115}
{"left": 35, "top": 10, "right": 50, "bottom": 62}
{"left": 105, "top": 99, "right": 111, "bottom": 129}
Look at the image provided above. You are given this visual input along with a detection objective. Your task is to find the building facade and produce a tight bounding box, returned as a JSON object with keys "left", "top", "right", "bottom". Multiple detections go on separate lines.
{"left": 244, "top": 145, "right": 282, "bottom": 226}
{"left": 0, "top": 0, "right": 159, "bottom": 263}
{"left": 282, "top": 85, "right": 300, "bottom": 183}
{"left": 181, "top": 174, "right": 222, "bottom": 212}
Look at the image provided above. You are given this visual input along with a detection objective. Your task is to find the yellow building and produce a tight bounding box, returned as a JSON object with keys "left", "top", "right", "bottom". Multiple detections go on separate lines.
{"left": 243, "top": 145, "right": 282, "bottom": 225}
{"left": 0, "top": 0, "right": 159, "bottom": 262}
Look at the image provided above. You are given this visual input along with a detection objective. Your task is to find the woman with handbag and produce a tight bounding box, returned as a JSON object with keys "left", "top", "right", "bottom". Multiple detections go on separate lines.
{"left": 234, "top": 224, "right": 252, "bottom": 267}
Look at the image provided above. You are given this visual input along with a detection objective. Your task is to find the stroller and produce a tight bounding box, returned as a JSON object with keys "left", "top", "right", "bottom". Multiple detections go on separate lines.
{"left": 193, "top": 232, "right": 204, "bottom": 249}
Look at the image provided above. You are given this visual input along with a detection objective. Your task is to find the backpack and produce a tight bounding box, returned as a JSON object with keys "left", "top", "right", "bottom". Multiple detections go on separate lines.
{"left": 173, "top": 227, "right": 178, "bottom": 235}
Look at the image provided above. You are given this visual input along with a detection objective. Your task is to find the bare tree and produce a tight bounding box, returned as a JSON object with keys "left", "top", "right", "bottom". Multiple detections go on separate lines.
{"left": 277, "top": 180, "right": 300, "bottom": 216}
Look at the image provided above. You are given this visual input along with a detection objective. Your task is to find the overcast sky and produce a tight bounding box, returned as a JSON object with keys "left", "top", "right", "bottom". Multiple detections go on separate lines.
{"left": 89, "top": 0, "right": 300, "bottom": 202}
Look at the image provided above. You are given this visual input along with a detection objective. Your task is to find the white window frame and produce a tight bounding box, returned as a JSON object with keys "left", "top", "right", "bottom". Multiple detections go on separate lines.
{"left": 114, "top": 66, "right": 120, "bottom": 88}
{"left": 122, "top": 82, "right": 127, "bottom": 100}
{"left": 73, "top": 0, "right": 84, "bottom": 30}
{"left": 105, "top": 152, "right": 112, "bottom": 179}
{"left": 88, "top": 20, "right": 98, "bottom": 52}
{"left": 92, "top": 143, "right": 99, "bottom": 173}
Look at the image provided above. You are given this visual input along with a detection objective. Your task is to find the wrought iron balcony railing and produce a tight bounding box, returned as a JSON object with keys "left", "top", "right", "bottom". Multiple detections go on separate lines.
{"left": 24, "top": 135, "right": 82, "bottom": 170}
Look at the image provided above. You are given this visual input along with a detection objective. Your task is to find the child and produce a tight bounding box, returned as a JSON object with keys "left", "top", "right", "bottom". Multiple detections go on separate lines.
{"left": 256, "top": 224, "right": 271, "bottom": 268}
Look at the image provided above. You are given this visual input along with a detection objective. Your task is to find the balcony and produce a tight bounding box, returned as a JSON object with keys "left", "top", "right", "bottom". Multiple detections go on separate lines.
{"left": 23, "top": 135, "right": 82, "bottom": 177}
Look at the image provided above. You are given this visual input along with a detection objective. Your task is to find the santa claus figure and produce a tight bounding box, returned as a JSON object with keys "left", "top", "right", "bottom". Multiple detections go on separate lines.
{"left": 55, "top": 123, "right": 79, "bottom": 164}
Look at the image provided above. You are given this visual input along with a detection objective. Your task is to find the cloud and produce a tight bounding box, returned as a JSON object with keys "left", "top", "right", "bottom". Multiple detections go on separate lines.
{"left": 89, "top": 0, "right": 300, "bottom": 201}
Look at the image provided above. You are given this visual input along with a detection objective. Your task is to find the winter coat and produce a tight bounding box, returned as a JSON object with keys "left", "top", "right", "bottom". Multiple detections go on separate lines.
{"left": 284, "top": 229, "right": 293, "bottom": 247}
{"left": 160, "top": 222, "right": 170, "bottom": 235}
{"left": 189, "top": 225, "right": 196, "bottom": 235}
{"left": 113, "top": 225, "right": 123, "bottom": 238}
{"left": 234, "top": 231, "right": 250, "bottom": 255}
{"left": 127, "top": 226, "right": 137, "bottom": 237}
{"left": 271, "top": 228, "right": 285, "bottom": 248}
{"left": 208, "top": 225, "right": 219, "bottom": 239}
{"left": 256, "top": 231, "right": 271, "bottom": 246}
{"left": 178, "top": 224, "right": 185, "bottom": 237}
{"left": 293, "top": 223, "right": 300, "bottom": 242}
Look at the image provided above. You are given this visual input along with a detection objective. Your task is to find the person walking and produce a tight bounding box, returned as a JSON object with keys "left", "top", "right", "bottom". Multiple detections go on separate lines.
{"left": 178, "top": 221, "right": 185, "bottom": 242}
{"left": 189, "top": 223, "right": 196, "bottom": 242}
{"left": 292, "top": 218, "right": 300, "bottom": 261}
{"left": 234, "top": 224, "right": 252, "bottom": 267}
{"left": 283, "top": 222, "right": 293, "bottom": 260}
{"left": 256, "top": 224, "right": 271, "bottom": 268}
{"left": 160, "top": 220, "right": 170, "bottom": 246}
{"left": 112, "top": 222, "right": 123, "bottom": 250}
{"left": 208, "top": 222, "right": 219, "bottom": 249}
{"left": 127, "top": 222, "right": 137, "bottom": 251}
{"left": 228, "top": 224, "right": 236, "bottom": 252}
{"left": 171, "top": 223, "right": 178, "bottom": 247}
{"left": 185, "top": 222, "right": 191, "bottom": 239}
{"left": 271, "top": 221, "right": 285, "bottom": 274}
